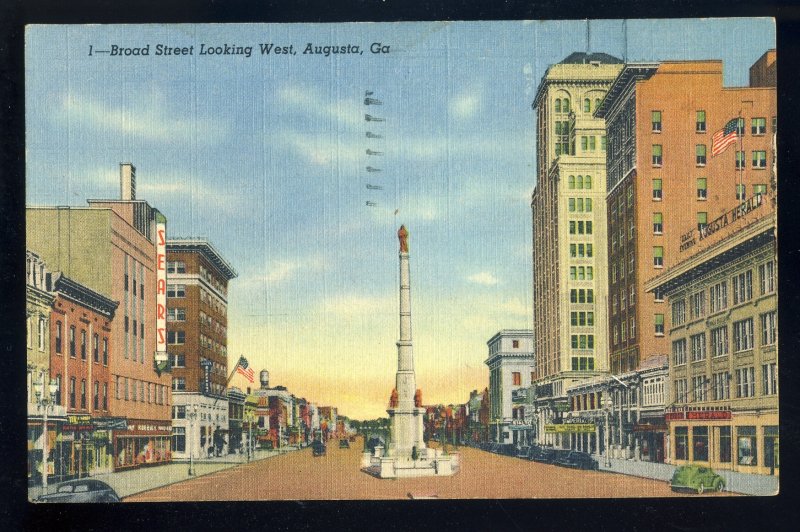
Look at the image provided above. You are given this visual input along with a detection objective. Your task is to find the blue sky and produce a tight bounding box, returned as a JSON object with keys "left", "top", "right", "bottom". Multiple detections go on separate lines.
{"left": 26, "top": 19, "right": 775, "bottom": 418}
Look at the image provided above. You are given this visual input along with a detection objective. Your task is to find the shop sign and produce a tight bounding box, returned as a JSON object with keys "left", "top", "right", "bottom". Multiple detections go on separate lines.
{"left": 687, "top": 410, "right": 731, "bottom": 420}
{"left": 155, "top": 214, "right": 168, "bottom": 356}
{"left": 545, "top": 423, "right": 595, "bottom": 434}
{"left": 93, "top": 417, "right": 127, "bottom": 430}
{"left": 63, "top": 415, "right": 93, "bottom": 432}
{"left": 126, "top": 421, "right": 172, "bottom": 432}
{"left": 633, "top": 424, "right": 668, "bottom": 432}
{"left": 565, "top": 416, "right": 594, "bottom": 425}
{"left": 681, "top": 194, "right": 764, "bottom": 252}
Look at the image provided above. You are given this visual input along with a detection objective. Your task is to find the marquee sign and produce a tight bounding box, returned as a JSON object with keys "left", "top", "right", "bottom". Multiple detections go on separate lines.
{"left": 545, "top": 423, "right": 595, "bottom": 434}
{"left": 154, "top": 211, "right": 169, "bottom": 372}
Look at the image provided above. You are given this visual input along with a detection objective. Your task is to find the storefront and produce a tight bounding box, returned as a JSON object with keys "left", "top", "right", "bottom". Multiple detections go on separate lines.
{"left": 633, "top": 416, "right": 667, "bottom": 463}
{"left": 27, "top": 415, "right": 64, "bottom": 486}
{"left": 113, "top": 419, "right": 172, "bottom": 470}
{"left": 667, "top": 408, "right": 779, "bottom": 476}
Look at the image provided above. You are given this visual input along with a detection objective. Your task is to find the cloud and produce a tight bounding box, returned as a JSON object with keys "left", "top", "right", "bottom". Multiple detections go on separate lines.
{"left": 467, "top": 271, "right": 500, "bottom": 286}
{"left": 278, "top": 85, "right": 363, "bottom": 128}
{"left": 321, "top": 294, "right": 395, "bottom": 316}
{"left": 499, "top": 297, "right": 529, "bottom": 317}
{"left": 242, "top": 255, "right": 326, "bottom": 285}
{"left": 449, "top": 88, "right": 482, "bottom": 119}
{"left": 58, "top": 93, "right": 228, "bottom": 144}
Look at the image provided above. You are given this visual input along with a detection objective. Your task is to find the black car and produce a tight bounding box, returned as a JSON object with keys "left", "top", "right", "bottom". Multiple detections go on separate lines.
{"left": 516, "top": 446, "right": 530, "bottom": 459}
{"left": 312, "top": 441, "right": 327, "bottom": 456}
{"left": 525, "top": 445, "right": 541, "bottom": 460}
{"left": 36, "top": 479, "right": 120, "bottom": 503}
{"left": 498, "top": 443, "right": 517, "bottom": 456}
{"left": 554, "top": 451, "right": 599, "bottom": 470}
{"left": 530, "top": 447, "right": 571, "bottom": 464}
{"left": 339, "top": 439, "right": 350, "bottom": 449}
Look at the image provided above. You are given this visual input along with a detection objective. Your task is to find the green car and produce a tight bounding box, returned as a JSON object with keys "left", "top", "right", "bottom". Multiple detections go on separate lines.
{"left": 670, "top": 464, "right": 726, "bottom": 494}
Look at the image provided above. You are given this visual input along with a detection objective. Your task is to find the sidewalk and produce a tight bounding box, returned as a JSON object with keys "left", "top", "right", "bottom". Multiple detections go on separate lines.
{"left": 29, "top": 446, "right": 298, "bottom": 501}
{"left": 597, "top": 456, "right": 779, "bottom": 496}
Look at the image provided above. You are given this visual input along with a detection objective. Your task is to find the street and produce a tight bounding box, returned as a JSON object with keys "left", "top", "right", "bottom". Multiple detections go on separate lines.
{"left": 125, "top": 439, "right": 734, "bottom": 501}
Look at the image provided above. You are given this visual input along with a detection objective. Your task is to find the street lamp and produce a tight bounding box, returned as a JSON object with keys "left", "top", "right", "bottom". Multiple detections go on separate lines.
{"left": 187, "top": 404, "right": 198, "bottom": 475}
{"left": 603, "top": 394, "right": 613, "bottom": 468}
{"left": 32, "top": 370, "right": 59, "bottom": 492}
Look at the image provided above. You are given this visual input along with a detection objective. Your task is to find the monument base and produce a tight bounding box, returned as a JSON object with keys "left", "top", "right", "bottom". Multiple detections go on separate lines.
{"left": 361, "top": 448, "right": 461, "bottom": 479}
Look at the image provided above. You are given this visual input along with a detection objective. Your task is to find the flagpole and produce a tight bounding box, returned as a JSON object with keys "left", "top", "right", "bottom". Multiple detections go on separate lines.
{"left": 212, "top": 356, "right": 247, "bottom": 408}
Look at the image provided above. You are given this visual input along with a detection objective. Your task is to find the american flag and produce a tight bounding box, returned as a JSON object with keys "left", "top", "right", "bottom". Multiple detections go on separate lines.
{"left": 711, "top": 118, "right": 740, "bottom": 157}
{"left": 236, "top": 356, "right": 254, "bottom": 383}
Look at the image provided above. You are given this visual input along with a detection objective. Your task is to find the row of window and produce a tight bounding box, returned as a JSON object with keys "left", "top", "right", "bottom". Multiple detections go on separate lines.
{"left": 49, "top": 375, "right": 108, "bottom": 411}
{"left": 673, "top": 263, "right": 776, "bottom": 325}
{"left": 672, "top": 312, "right": 777, "bottom": 364}
{"left": 567, "top": 175, "right": 593, "bottom": 190}
{"left": 570, "top": 356, "right": 595, "bottom": 371}
{"left": 570, "top": 311, "right": 595, "bottom": 327}
{"left": 569, "top": 243, "right": 594, "bottom": 258}
{"left": 567, "top": 197, "right": 593, "bottom": 213}
{"left": 568, "top": 220, "right": 593, "bottom": 235}
{"left": 674, "top": 424, "right": 778, "bottom": 467}
{"left": 115, "top": 375, "right": 168, "bottom": 405}
{"left": 569, "top": 266, "right": 594, "bottom": 281}
{"left": 611, "top": 285, "right": 637, "bottom": 314}
{"left": 554, "top": 97, "right": 604, "bottom": 114}
{"left": 569, "top": 288, "right": 595, "bottom": 304}
{"left": 673, "top": 363, "right": 777, "bottom": 405}
{"left": 652, "top": 112, "right": 774, "bottom": 136}
{"left": 612, "top": 316, "right": 636, "bottom": 345}
{"left": 650, "top": 144, "right": 768, "bottom": 169}
{"left": 570, "top": 334, "right": 595, "bottom": 350}
{"left": 27, "top": 315, "right": 47, "bottom": 351}
{"left": 610, "top": 253, "right": 636, "bottom": 282}
{"left": 54, "top": 321, "right": 109, "bottom": 365}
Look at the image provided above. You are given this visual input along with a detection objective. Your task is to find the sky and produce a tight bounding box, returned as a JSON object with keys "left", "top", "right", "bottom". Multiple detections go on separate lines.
{"left": 25, "top": 19, "right": 775, "bottom": 419}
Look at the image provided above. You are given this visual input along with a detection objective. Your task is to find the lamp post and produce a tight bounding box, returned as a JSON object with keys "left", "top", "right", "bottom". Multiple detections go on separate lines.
{"left": 603, "top": 394, "right": 613, "bottom": 468}
{"left": 33, "top": 370, "right": 59, "bottom": 493}
{"left": 187, "top": 404, "right": 198, "bottom": 475}
{"left": 247, "top": 411, "right": 254, "bottom": 462}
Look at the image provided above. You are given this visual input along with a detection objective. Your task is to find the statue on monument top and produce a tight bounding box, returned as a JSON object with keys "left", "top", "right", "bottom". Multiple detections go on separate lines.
{"left": 398, "top": 225, "right": 409, "bottom": 253}
{"left": 414, "top": 389, "right": 422, "bottom": 407}
{"left": 389, "top": 388, "right": 398, "bottom": 408}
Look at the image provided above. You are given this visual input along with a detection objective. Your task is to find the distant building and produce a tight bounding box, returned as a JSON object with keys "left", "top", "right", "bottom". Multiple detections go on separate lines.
{"left": 485, "top": 330, "right": 534, "bottom": 445}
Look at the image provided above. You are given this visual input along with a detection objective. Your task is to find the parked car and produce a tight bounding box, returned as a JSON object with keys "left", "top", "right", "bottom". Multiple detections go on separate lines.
{"left": 312, "top": 440, "right": 327, "bottom": 457}
{"left": 339, "top": 439, "right": 350, "bottom": 449}
{"left": 499, "top": 443, "right": 517, "bottom": 456}
{"left": 516, "top": 446, "right": 530, "bottom": 459}
{"left": 530, "top": 447, "right": 571, "bottom": 464}
{"left": 36, "top": 479, "right": 120, "bottom": 503}
{"left": 670, "top": 464, "right": 725, "bottom": 494}
{"left": 554, "top": 451, "right": 599, "bottom": 470}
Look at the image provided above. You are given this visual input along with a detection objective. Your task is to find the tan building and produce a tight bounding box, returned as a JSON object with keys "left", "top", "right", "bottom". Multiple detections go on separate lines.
{"left": 27, "top": 163, "right": 173, "bottom": 471}
{"left": 596, "top": 51, "right": 777, "bottom": 377}
{"left": 646, "top": 201, "right": 777, "bottom": 476}
{"left": 530, "top": 53, "right": 622, "bottom": 441}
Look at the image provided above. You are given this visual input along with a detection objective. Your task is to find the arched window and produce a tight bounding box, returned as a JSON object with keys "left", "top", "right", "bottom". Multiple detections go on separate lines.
{"left": 554, "top": 99, "right": 561, "bottom": 113}
{"left": 585, "top": 175, "right": 592, "bottom": 189}
{"left": 584, "top": 98, "right": 591, "bottom": 113}
{"left": 576, "top": 175, "right": 584, "bottom": 189}
{"left": 568, "top": 175, "right": 575, "bottom": 189}
{"left": 563, "top": 99, "right": 570, "bottom": 113}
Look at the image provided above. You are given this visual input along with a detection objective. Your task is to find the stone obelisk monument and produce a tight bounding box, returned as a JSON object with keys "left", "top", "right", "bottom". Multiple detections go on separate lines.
{"left": 386, "top": 225, "right": 426, "bottom": 458}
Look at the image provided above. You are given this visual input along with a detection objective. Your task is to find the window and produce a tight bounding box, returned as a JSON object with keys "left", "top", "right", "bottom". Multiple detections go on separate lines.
{"left": 512, "top": 372, "right": 521, "bottom": 386}
{"left": 737, "top": 426, "right": 757, "bottom": 466}
{"left": 630, "top": 317, "right": 636, "bottom": 339}
{"left": 736, "top": 184, "right": 746, "bottom": 201}
{"left": 173, "top": 405, "right": 186, "bottom": 419}
{"left": 69, "top": 326, "right": 76, "bottom": 357}
{"left": 172, "top": 378, "right": 186, "bottom": 391}
{"left": 570, "top": 267, "right": 577, "bottom": 281}
{"left": 167, "top": 331, "right": 186, "bottom": 345}
{"left": 752, "top": 150, "right": 767, "bottom": 168}
{"left": 124, "top": 377, "right": 129, "bottom": 400}
{"left": 589, "top": 136, "right": 596, "bottom": 151}
{"left": 554, "top": 99, "right": 561, "bottom": 113}
{"left": 55, "top": 321, "right": 62, "bottom": 354}
{"left": 568, "top": 198, "right": 575, "bottom": 212}
{"left": 652, "top": 145, "right": 662, "bottom": 166}
{"left": 167, "top": 307, "right": 187, "bottom": 322}
{"left": 653, "top": 212, "right": 663, "bottom": 234}
{"left": 696, "top": 212, "right": 708, "bottom": 232}
{"left": 115, "top": 376, "right": 120, "bottom": 400}
{"left": 167, "top": 261, "right": 187, "bottom": 274}
{"left": 512, "top": 339, "right": 519, "bottom": 348}
{"left": 655, "top": 314, "right": 665, "bottom": 335}
{"left": 586, "top": 198, "right": 592, "bottom": 212}
{"left": 132, "top": 319, "right": 137, "bottom": 337}
{"left": 580, "top": 136, "right": 588, "bottom": 152}
{"left": 562, "top": 99, "right": 570, "bottom": 112}
{"left": 696, "top": 110, "right": 706, "bottom": 132}
{"left": 131, "top": 379, "right": 137, "bottom": 402}
{"left": 601, "top": 135, "right": 606, "bottom": 151}
{"left": 102, "top": 338, "right": 108, "bottom": 365}
{"left": 720, "top": 426, "right": 732, "bottom": 463}
{"left": 736, "top": 367, "right": 755, "bottom": 398}
{"left": 712, "top": 371, "right": 731, "bottom": 401}
{"left": 759, "top": 261, "right": 776, "bottom": 294}
{"left": 167, "top": 284, "right": 186, "bottom": 298}
{"left": 80, "top": 379, "right": 86, "bottom": 409}
{"left": 675, "top": 379, "right": 688, "bottom": 404}
{"left": 587, "top": 267, "right": 593, "bottom": 280}
{"left": 652, "top": 179, "right": 662, "bottom": 200}
{"left": 761, "top": 312, "right": 777, "bottom": 346}
{"left": 693, "top": 427, "right": 709, "bottom": 461}
{"left": 735, "top": 150, "right": 745, "bottom": 170}
{"left": 103, "top": 383, "right": 108, "bottom": 410}
{"left": 629, "top": 285, "right": 635, "bottom": 305}
{"left": 673, "top": 338, "right": 687, "bottom": 366}
{"left": 675, "top": 427, "right": 689, "bottom": 460}
{"left": 93, "top": 381, "right": 99, "bottom": 410}
{"left": 124, "top": 273, "right": 129, "bottom": 292}
{"left": 710, "top": 281, "right": 728, "bottom": 313}
{"left": 653, "top": 246, "right": 663, "bottom": 268}
{"left": 626, "top": 185, "right": 633, "bottom": 207}
{"left": 690, "top": 291, "right": 705, "bottom": 319}
{"left": 37, "top": 317, "right": 45, "bottom": 350}
{"left": 762, "top": 363, "right": 778, "bottom": 396}
{"left": 92, "top": 333, "right": 99, "bottom": 362}
{"left": 736, "top": 117, "right": 745, "bottom": 136}
{"left": 69, "top": 377, "right": 76, "bottom": 408}
{"left": 711, "top": 326, "right": 729, "bottom": 358}
{"left": 652, "top": 111, "right": 662, "bottom": 132}
{"left": 584, "top": 98, "right": 591, "bottom": 113}
{"left": 585, "top": 175, "right": 592, "bottom": 189}
{"left": 753, "top": 184, "right": 767, "bottom": 198}
{"left": 672, "top": 299, "right": 686, "bottom": 326}
{"left": 751, "top": 117, "right": 766, "bottom": 135}
{"left": 691, "top": 333, "right": 706, "bottom": 362}
{"left": 733, "top": 318, "right": 754, "bottom": 352}
{"left": 568, "top": 175, "right": 575, "bottom": 189}
{"left": 696, "top": 178, "right": 707, "bottom": 200}
{"left": 732, "top": 271, "right": 753, "bottom": 305}
{"left": 696, "top": 144, "right": 707, "bottom": 166}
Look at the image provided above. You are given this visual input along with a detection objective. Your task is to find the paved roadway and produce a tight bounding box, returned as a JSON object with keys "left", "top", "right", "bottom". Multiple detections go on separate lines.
{"left": 125, "top": 439, "right": 733, "bottom": 501}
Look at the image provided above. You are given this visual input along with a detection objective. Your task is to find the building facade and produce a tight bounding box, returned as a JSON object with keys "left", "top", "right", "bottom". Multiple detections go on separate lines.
{"left": 166, "top": 237, "right": 237, "bottom": 460}
{"left": 485, "top": 330, "right": 534, "bottom": 445}
{"left": 596, "top": 52, "right": 777, "bottom": 378}
{"left": 27, "top": 163, "right": 173, "bottom": 472}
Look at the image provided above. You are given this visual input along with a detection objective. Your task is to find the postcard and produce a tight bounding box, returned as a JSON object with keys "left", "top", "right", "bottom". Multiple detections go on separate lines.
{"left": 24, "top": 19, "right": 777, "bottom": 501}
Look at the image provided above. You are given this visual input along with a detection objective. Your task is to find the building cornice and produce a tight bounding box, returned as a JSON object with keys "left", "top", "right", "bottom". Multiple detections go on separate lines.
{"left": 167, "top": 238, "right": 238, "bottom": 280}
{"left": 52, "top": 273, "right": 119, "bottom": 318}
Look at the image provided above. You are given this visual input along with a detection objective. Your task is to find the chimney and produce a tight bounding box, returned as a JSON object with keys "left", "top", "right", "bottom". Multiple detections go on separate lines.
{"left": 120, "top": 163, "right": 136, "bottom": 200}
{"left": 260, "top": 370, "right": 270, "bottom": 389}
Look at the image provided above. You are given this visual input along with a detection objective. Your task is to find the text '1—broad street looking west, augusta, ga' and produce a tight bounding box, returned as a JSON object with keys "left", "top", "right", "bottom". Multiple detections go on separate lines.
{"left": 25, "top": 19, "right": 778, "bottom": 502}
